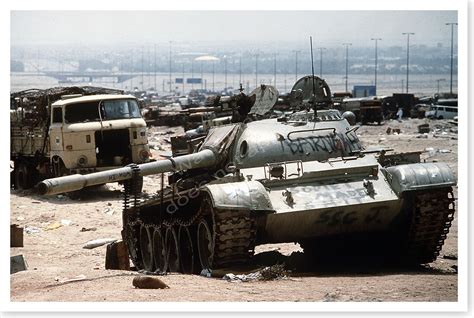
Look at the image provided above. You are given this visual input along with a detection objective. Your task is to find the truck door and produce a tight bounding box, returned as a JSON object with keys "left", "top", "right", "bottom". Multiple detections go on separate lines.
{"left": 49, "top": 106, "right": 64, "bottom": 152}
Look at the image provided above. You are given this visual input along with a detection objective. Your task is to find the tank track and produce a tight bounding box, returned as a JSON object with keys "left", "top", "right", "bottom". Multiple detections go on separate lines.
{"left": 122, "top": 192, "right": 257, "bottom": 272}
{"left": 402, "top": 187, "right": 455, "bottom": 264}
{"left": 212, "top": 208, "right": 256, "bottom": 267}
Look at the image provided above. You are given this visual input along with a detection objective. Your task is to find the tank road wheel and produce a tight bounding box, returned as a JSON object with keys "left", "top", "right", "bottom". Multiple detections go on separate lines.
{"left": 197, "top": 194, "right": 257, "bottom": 269}
{"left": 197, "top": 219, "right": 214, "bottom": 270}
{"left": 178, "top": 226, "right": 195, "bottom": 274}
{"left": 139, "top": 224, "right": 154, "bottom": 271}
{"left": 152, "top": 227, "right": 167, "bottom": 273}
{"left": 165, "top": 226, "right": 180, "bottom": 272}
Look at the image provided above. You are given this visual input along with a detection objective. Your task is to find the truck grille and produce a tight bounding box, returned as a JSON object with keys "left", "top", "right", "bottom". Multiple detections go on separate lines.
{"left": 95, "top": 129, "right": 131, "bottom": 166}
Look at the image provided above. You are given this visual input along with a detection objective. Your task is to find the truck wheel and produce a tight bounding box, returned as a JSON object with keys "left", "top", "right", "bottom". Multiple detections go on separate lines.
{"left": 14, "top": 162, "right": 32, "bottom": 190}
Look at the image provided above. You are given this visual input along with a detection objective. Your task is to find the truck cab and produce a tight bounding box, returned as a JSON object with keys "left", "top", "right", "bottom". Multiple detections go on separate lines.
{"left": 49, "top": 94, "right": 150, "bottom": 175}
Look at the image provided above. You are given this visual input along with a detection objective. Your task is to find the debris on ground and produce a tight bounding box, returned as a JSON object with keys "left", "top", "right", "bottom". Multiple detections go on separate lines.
{"left": 451, "top": 265, "right": 458, "bottom": 273}
{"left": 431, "top": 122, "right": 458, "bottom": 139}
{"left": 425, "top": 147, "right": 452, "bottom": 157}
{"left": 61, "top": 219, "right": 72, "bottom": 226}
{"left": 386, "top": 127, "right": 401, "bottom": 135}
{"left": 200, "top": 268, "right": 212, "bottom": 278}
{"left": 443, "top": 253, "right": 458, "bottom": 260}
{"left": 39, "top": 212, "right": 56, "bottom": 220}
{"left": 11, "top": 224, "right": 24, "bottom": 247}
{"left": 417, "top": 124, "right": 430, "bottom": 134}
{"left": 24, "top": 226, "right": 41, "bottom": 234}
{"left": 80, "top": 227, "right": 97, "bottom": 232}
{"left": 83, "top": 238, "right": 117, "bottom": 249}
{"left": 132, "top": 276, "right": 169, "bottom": 289}
{"left": 105, "top": 240, "right": 130, "bottom": 270}
{"left": 103, "top": 207, "right": 116, "bottom": 215}
{"left": 433, "top": 133, "right": 458, "bottom": 140}
{"left": 55, "top": 274, "right": 86, "bottom": 284}
{"left": 223, "top": 264, "right": 289, "bottom": 283}
{"left": 260, "top": 264, "right": 290, "bottom": 281}
{"left": 137, "top": 269, "right": 167, "bottom": 276}
{"left": 11, "top": 254, "right": 28, "bottom": 274}
{"left": 223, "top": 272, "right": 261, "bottom": 282}
{"left": 43, "top": 222, "right": 62, "bottom": 231}
{"left": 323, "top": 291, "right": 341, "bottom": 302}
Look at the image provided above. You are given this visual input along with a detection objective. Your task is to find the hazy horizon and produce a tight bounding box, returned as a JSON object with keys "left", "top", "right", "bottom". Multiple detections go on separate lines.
{"left": 11, "top": 11, "right": 457, "bottom": 48}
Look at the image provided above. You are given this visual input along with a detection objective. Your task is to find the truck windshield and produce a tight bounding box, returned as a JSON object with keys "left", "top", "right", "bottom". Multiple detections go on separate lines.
{"left": 64, "top": 99, "right": 141, "bottom": 123}
{"left": 102, "top": 99, "right": 141, "bottom": 120}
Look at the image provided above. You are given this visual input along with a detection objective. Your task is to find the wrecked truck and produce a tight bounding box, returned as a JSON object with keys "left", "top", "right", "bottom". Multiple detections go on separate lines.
{"left": 11, "top": 87, "right": 151, "bottom": 189}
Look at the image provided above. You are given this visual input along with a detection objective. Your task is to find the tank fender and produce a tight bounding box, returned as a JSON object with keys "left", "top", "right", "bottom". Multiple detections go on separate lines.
{"left": 202, "top": 181, "right": 274, "bottom": 211}
{"left": 384, "top": 162, "right": 456, "bottom": 196}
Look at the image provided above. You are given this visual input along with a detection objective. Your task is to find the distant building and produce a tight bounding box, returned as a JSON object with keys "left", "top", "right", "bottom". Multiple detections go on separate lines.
{"left": 352, "top": 85, "right": 376, "bottom": 97}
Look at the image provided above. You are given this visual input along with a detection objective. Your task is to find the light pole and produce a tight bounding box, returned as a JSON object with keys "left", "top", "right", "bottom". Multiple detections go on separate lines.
{"left": 169, "top": 41, "right": 172, "bottom": 93}
{"left": 224, "top": 56, "right": 227, "bottom": 93}
{"left": 446, "top": 23, "right": 457, "bottom": 96}
{"left": 371, "top": 38, "right": 382, "bottom": 92}
{"left": 318, "top": 48, "right": 326, "bottom": 77}
{"left": 212, "top": 60, "right": 215, "bottom": 92}
{"left": 239, "top": 55, "right": 242, "bottom": 85}
{"left": 191, "top": 58, "right": 194, "bottom": 91}
{"left": 402, "top": 32, "right": 414, "bottom": 93}
{"left": 141, "top": 47, "right": 144, "bottom": 91}
{"left": 147, "top": 46, "right": 151, "bottom": 89}
{"left": 255, "top": 52, "right": 259, "bottom": 88}
{"left": 436, "top": 78, "right": 446, "bottom": 94}
{"left": 200, "top": 60, "right": 203, "bottom": 90}
{"left": 273, "top": 53, "right": 277, "bottom": 86}
{"left": 130, "top": 50, "right": 134, "bottom": 90}
{"left": 182, "top": 63, "right": 185, "bottom": 94}
{"left": 342, "top": 43, "right": 352, "bottom": 92}
{"left": 154, "top": 44, "right": 157, "bottom": 92}
{"left": 292, "top": 50, "right": 300, "bottom": 82}
{"left": 232, "top": 58, "right": 235, "bottom": 89}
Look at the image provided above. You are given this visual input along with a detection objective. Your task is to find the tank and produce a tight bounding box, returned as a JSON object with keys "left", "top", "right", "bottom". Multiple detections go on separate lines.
{"left": 37, "top": 78, "right": 456, "bottom": 274}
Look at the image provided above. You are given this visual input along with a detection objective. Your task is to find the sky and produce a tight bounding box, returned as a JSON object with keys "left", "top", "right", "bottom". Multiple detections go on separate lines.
{"left": 10, "top": 11, "right": 458, "bottom": 48}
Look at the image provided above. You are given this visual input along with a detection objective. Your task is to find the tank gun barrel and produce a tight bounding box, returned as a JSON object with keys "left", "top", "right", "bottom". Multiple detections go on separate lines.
{"left": 37, "top": 149, "right": 217, "bottom": 195}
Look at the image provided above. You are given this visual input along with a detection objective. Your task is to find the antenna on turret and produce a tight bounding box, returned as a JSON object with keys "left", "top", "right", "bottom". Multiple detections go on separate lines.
{"left": 309, "top": 36, "right": 317, "bottom": 120}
